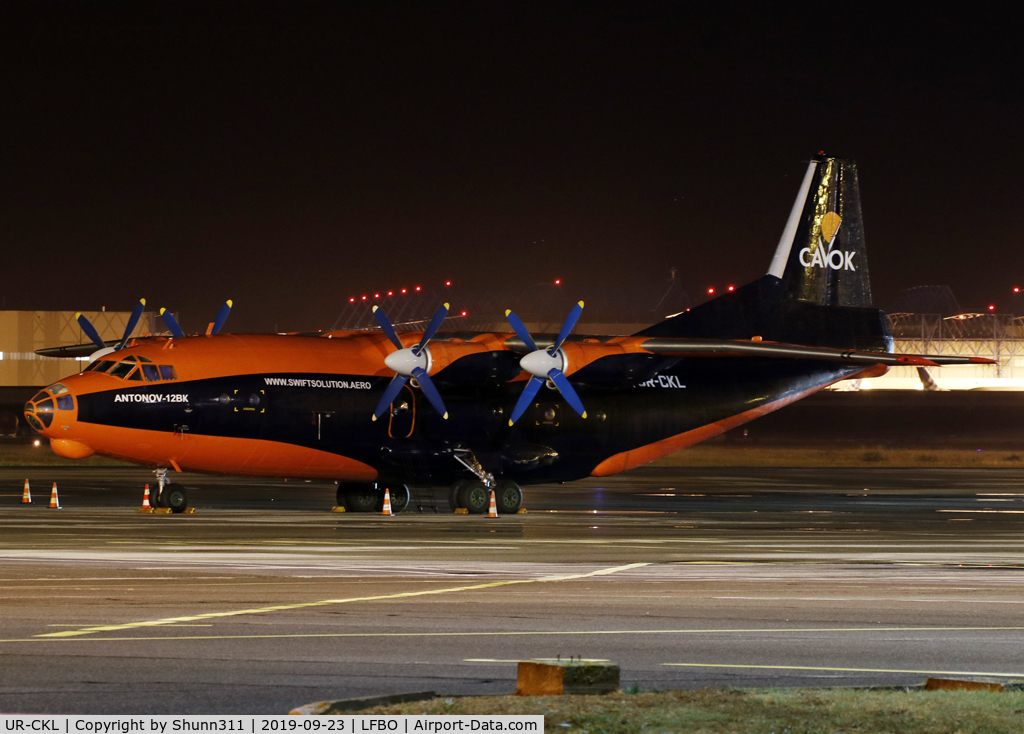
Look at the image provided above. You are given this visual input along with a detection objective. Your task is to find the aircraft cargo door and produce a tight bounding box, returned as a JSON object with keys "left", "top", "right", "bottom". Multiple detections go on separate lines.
{"left": 387, "top": 384, "right": 415, "bottom": 438}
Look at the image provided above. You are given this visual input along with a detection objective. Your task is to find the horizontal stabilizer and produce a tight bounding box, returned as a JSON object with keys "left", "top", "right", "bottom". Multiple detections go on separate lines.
{"left": 638, "top": 338, "right": 995, "bottom": 367}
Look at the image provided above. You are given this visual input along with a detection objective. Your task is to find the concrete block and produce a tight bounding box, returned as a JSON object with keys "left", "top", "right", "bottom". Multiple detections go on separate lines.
{"left": 516, "top": 660, "right": 620, "bottom": 695}
{"left": 925, "top": 677, "right": 1004, "bottom": 692}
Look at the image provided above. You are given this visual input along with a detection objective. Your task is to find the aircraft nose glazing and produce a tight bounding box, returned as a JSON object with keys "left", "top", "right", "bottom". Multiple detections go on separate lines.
{"left": 24, "top": 382, "right": 77, "bottom": 434}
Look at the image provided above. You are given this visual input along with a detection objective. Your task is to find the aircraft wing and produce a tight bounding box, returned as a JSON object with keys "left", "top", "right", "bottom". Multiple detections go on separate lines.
{"left": 636, "top": 338, "right": 995, "bottom": 367}
{"left": 35, "top": 340, "right": 122, "bottom": 359}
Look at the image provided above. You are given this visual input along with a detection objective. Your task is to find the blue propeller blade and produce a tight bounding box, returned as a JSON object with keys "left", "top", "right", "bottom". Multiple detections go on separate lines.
{"left": 415, "top": 303, "right": 449, "bottom": 355}
{"left": 548, "top": 368, "right": 586, "bottom": 418}
{"left": 159, "top": 309, "right": 185, "bottom": 339}
{"left": 412, "top": 366, "right": 449, "bottom": 419}
{"left": 508, "top": 376, "right": 544, "bottom": 426}
{"left": 504, "top": 309, "right": 537, "bottom": 352}
{"left": 117, "top": 299, "right": 146, "bottom": 350}
{"left": 76, "top": 313, "right": 106, "bottom": 351}
{"left": 372, "top": 306, "right": 404, "bottom": 350}
{"left": 372, "top": 374, "right": 410, "bottom": 421}
{"left": 552, "top": 300, "right": 584, "bottom": 353}
{"left": 210, "top": 300, "right": 233, "bottom": 335}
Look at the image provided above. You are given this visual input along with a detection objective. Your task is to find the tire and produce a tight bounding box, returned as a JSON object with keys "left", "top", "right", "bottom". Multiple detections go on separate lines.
{"left": 449, "top": 480, "right": 472, "bottom": 511}
{"left": 150, "top": 486, "right": 164, "bottom": 508}
{"left": 345, "top": 485, "right": 379, "bottom": 512}
{"left": 165, "top": 485, "right": 188, "bottom": 514}
{"left": 459, "top": 481, "right": 489, "bottom": 514}
{"left": 496, "top": 480, "right": 523, "bottom": 514}
{"left": 385, "top": 485, "right": 411, "bottom": 514}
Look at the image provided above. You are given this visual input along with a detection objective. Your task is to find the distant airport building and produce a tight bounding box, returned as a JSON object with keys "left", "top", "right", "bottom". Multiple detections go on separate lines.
{"left": 0, "top": 309, "right": 161, "bottom": 436}
{"left": 0, "top": 309, "right": 160, "bottom": 387}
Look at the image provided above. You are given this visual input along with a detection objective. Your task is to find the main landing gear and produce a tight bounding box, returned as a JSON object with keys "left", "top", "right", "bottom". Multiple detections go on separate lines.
{"left": 448, "top": 479, "right": 523, "bottom": 514}
{"left": 338, "top": 483, "right": 411, "bottom": 513}
{"left": 448, "top": 449, "right": 523, "bottom": 514}
{"left": 153, "top": 467, "right": 188, "bottom": 513}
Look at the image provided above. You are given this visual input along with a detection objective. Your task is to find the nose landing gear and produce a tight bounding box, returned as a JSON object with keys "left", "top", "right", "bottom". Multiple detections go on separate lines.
{"left": 153, "top": 467, "right": 188, "bottom": 513}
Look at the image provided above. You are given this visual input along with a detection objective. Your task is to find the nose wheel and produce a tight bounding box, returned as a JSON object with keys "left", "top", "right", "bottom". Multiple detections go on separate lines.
{"left": 153, "top": 468, "right": 188, "bottom": 513}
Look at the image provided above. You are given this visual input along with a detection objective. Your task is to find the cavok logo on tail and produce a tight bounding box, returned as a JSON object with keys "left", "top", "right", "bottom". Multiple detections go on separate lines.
{"left": 799, "top": 212, "right": 856, "bottom": 271}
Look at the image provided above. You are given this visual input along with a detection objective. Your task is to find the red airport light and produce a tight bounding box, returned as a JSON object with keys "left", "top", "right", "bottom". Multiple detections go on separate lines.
{"left": 401, "top": 288, "right": 407, "bottom": 294}
{"left": 707, "top": 287, "right": 715, "bottom": 295}
{"left": 989, "top": 305, "right": 996, "bottom": 311}
{"left": 361, "top": 295, "right": 367, "bottom": 301}
{"left": 374, "top": 293, "right": 380, "bottom": 299}
{"left": 728, "top": 285, "right": 735, "bottom": 292}
{"left": 461, "top": 311, "right": 467, "bottom": 317}
{"left": 445, "top": 281, "right": 452, "bottom": 287}
{"left": 1015, "top": 287, "right": 1021, "bottom": 293}
{"left": 415, "top": 286, "right": 421, "bottom": 292}
{"left": 349, "top": 297, "right": 355, "bottom": 303}
{"left": 387, "top": 291, "right": 393, "bottom": 296}
{"left": 554, "top": 279, "right": 561, "bottom": 285}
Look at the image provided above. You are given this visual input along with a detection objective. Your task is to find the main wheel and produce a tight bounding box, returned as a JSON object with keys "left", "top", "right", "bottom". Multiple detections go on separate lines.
{"left": 344, "top": 484, "right": 379, "bottom": 512}
{"left": 384, "top": 485, "right": 411, "bottom": 514}
{"left": 459, "top": 481, "right": 489, "bottom": 514}
{"left": 165, "top": 485, "right": 188, "bottom": 513}
{"left": 496, "top": 480, "right": 523, "bottom": 514}
{"left": 449, "top": 480, "right": 472, "bottom": 511}
{"left": 151, "top": 485, "right": 164, "bottom": 508}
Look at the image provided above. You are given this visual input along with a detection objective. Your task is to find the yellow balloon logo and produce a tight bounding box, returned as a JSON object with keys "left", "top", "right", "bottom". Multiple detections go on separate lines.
{"left": 821, "top": 212, "right": 842, "bottom": 245}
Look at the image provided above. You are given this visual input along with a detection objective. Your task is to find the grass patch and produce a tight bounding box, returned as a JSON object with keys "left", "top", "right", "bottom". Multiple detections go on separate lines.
{"left": 366, "top": 688, "right": 1024, "bottom": 733}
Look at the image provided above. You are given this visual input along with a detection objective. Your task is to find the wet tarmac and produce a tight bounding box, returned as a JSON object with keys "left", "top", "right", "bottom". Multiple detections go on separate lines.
{"left": 2, "top": 465, "right": 1024, "bottom": 714}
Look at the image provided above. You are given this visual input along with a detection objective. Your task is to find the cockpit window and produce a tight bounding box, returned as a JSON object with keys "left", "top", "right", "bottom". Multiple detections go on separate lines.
{"left": 36, "top": 398, "right": 54, "bottom": 413}
{"left": 108, "top": 361, "right": 136, "bottom": 379}
{"left": 90, "top": 360, "right": 116, "bottom": 374}
{"left": 50, "top": 383, "right": 69, "bottom": 395}
{"left": 32, "top": 392, "right": 49, "bottom": 403}
{"left": 141, "top": 364, "right": 160, "bottom": 381}
{"left": 159, "top": 365, "right": 177, "bottom": 381}
{"left": 126, "top": 367, "right": 143, "bottom": 381}
{"left": 138, "top": 355, "right": 154, "bottom": 363}
{"left": 56, "top": 394, "right": 74, "bottom": 411}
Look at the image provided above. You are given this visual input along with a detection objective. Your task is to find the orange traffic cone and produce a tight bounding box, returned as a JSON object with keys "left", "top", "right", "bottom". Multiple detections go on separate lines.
{"left": 21, "top": 479, "right": 31, "bottom": 504}
{"left": 488, "top": 489, "right": 498, "bottom": 518}
{"left": 49, "top": 482, "right": 61, "bottom": 509}
{"left": 382, "top": 487, "right": 392, "bottom": 516}
{"left": 140, "top": 484, "right": 152, "bottom": 511}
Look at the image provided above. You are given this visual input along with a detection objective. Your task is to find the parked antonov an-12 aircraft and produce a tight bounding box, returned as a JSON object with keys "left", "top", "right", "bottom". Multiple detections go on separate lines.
{"left": 26, "top": 154, "right": 992, "bottom": 513}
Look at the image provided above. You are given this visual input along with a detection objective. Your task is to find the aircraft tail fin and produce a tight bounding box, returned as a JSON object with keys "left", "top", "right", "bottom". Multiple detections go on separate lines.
{"left": 767, "top": 153, "right": 872, "bottom": 308}
{"left": 636, "top": 154, "right": 890, "bottom": 352}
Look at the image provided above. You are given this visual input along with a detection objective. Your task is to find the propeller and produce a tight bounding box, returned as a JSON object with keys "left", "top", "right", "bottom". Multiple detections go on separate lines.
{"left": 158, "top": 300, "right": 232, "bottom": 338}
{"left": 371, "top": 303, "right": 450, "bottom": 421}
{"left": 505, "top": 300, "right": 587, "bottom": 426}
{"left": 76, "top": 299, "right": 146, "bottom": 360}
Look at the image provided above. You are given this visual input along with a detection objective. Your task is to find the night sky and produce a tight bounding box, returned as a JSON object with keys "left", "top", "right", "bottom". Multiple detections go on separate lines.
{"left": 2, "top": 4, "right": 1021, "bottom": 334}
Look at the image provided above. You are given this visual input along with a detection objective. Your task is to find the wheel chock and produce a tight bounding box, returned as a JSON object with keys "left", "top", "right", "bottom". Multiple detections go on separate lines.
{"left": 454, "top": 507, "right": 469, "bottom": 514}
{"left": 331, "top": 506, "right": 347, "bottom": 512}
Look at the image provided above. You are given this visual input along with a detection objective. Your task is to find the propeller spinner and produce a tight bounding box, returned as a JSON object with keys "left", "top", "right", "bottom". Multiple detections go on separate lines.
{"left": 505, "top": 301, "right": 587, "bottom": 426}
{"left": 371, "top": 303, "right": 450, "bottom": 421}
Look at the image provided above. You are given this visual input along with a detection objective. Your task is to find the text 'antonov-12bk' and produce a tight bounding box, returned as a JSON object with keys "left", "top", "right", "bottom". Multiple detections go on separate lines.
{"left": 26, "top": 154, "right": 992, "bottom": 513}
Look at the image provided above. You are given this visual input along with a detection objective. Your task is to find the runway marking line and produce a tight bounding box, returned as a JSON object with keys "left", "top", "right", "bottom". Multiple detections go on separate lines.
{"left": 34, "top": 562, "right": 650, "bottom": 639}
{"left": 664, "top": 662, "right": 1024, "bottom": 678}
{"left": 8, "top": 625, "right": 1024, "bottom": 644}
